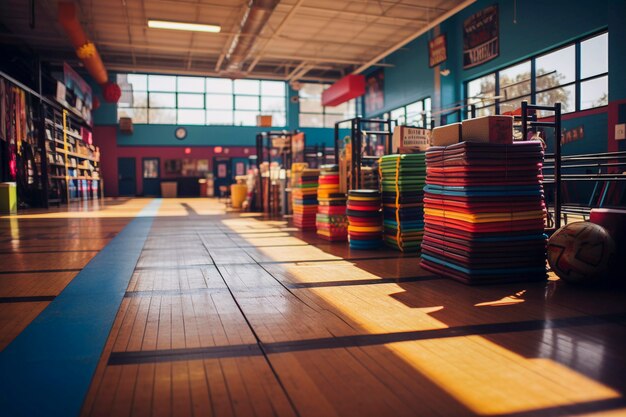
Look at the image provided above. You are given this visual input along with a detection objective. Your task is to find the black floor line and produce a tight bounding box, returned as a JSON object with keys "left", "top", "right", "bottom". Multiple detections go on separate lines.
{"left": 286, "top": 275, "right": 443, "bottom": 288}
{"left": 124, "top": 287, "right": 229, "bottom": 297}
{"left": 106, "top": 312, "right": 626, "bottom": 365}
{"left": 0, "top": 268, "right": 83, "bottom": 275}
{"left": 0, "top": 295, "right": 56, "bottom": 303}
{"left": 0, "top": 250, "right": 99, "bottom": 255}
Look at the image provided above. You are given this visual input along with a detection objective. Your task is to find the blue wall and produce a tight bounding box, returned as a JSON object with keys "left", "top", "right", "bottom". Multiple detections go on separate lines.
{"left": 360, "top": 0, "right": 626, "bottom": 158}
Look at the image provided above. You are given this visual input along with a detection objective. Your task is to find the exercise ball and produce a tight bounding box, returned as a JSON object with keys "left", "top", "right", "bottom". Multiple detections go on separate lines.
{"left": 547, "top": 222, "right": 615, "bottom": 283}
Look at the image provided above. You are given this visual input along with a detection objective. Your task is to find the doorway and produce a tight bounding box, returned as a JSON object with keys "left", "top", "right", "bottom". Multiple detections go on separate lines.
{"left": 117, "top": 157, "right": 136, "bottom": 196}
{"left": 142, "top": 158, "right": 161, "bottom": 196}
{"left": 213, "top": 157, "right": 231, "bottom": 198}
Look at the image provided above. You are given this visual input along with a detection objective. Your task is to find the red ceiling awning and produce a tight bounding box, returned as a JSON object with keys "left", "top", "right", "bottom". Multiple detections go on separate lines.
{"left": 321, "top": 74, "right": 365, "bottom": 107}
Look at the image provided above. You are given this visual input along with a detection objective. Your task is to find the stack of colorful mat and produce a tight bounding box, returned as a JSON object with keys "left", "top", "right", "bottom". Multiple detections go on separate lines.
{"left": 292, "top": 168, "right": 319, "bottom": 229}
{"left": 347, "top": 190, "right": 382, "bottom": 250}
{"left": 420, "top": 141, "right": 547, "bottom": 284}
{"left": 379, "top": 154, "right": 427, "bottom": 251}
{"left": 316, "top": 165, "right": 348, "bottom": 241}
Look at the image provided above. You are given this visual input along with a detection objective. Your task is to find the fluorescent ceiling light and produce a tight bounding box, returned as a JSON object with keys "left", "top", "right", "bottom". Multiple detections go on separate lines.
{"left": 148, "top": 19, "right": 221, "bottom": 33}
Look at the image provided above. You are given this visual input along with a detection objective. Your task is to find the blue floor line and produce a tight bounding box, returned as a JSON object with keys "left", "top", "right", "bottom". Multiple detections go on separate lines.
{"left": 0, "top": 199, "right": 162, "bottom": 417}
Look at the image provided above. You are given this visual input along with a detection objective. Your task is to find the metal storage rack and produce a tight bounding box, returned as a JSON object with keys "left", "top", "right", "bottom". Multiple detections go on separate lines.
{"left": 334, "top": 117, "right": 393, "bottom": 190}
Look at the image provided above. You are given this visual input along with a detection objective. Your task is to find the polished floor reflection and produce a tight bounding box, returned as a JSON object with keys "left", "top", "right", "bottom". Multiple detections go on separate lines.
{"left": 1, "top": 198, "right": 625, "bottom": 417}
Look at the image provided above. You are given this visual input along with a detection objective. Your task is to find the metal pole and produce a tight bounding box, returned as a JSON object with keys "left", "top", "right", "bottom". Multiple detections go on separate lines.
{"left": 554, "top": 102, "right": 562, "bottom": 230}
{"left": 521, "top": 101, "right": 528, "bottom": 141}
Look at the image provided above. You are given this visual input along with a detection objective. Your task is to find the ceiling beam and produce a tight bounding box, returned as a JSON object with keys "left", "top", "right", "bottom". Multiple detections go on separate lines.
{"left": 246, "top": 0, "right": 305, "bottom": 73}
{"left": 353, "top": 0, "right": 476, "bottom": 74}
{"left": 278, "top": 4, "right": 429, "bottom": 25}
{"left": 105, "top": 63, "right": 339, "bottom": 82}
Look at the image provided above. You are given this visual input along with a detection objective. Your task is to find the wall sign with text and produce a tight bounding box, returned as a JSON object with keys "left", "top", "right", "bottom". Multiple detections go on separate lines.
{"left": 429, "top": 34, "right": 447, "bottom": 67}
{"left": 463, "top": 4, "right": 499, "bottom": 69}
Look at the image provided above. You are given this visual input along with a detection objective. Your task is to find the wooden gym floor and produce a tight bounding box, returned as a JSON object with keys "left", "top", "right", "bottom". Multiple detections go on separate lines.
{"left": 0, "top": 198, "right": 625, "bottom": 417}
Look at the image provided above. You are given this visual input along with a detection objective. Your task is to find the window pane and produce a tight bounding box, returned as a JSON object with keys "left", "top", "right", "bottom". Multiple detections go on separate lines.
{"left": 206, "top": 110, "right": 233, "bottom": 125}
{"left": 476, "top": 104, "right": 496, "bottom": 117}
{"left": 536, "top": 84, "right": 575, "bottom": 114}
{"left": 234, "top": 110, "right": 258, "bottom": 126}
{"left": 299, "top": 113, "right": 324, "bottom": 127}
{"left": 149, "top": 92, "right": 176, "bottom": 108}
{"left": 299, "top": 83, "right": 326, "bottom": 98}
{"left": 499, "top": 61, "right": 531, "bottom": 100}
{"left": 118, "top": 108, "right": 147, "bottom": 124}
{"left": 390, "top": 108, "right": 405, "bottom": 125}
{"left": 581, "top": 33, "right": 608, "bottom": 79}
{"left": 177, "top": 109, "right": 205, "bottom": 125}
{"left": 149, "top": 108, "right": 176, "bottom": 124}
{"left": 467, "top": 74, "right": 496, "bottom": 107}
{"left": 177, "top": 76, "right": 205, "bottom": 93}
{"left": 499, "top": 95, "right": 531, "bottom": 115}
{"left": 234, "top": 80, "right": 259, "bottom": 95}
{"left": 261, "top": 97, "right": 285, "bottom": 112}
{"left": 178, "top": 93, "right": 204, "bottom": 108}
{"left": 206, "top": 94, "right": 232, "bottom": 110}
{"left": 300, "top": 97, "right": 323, "bottom": 113}
{"left": 424, "top": 97, "right": 432, "bottom": 112}
{"left": 581, "top": 76, "right": 608, "bottom": 110}
{"left": 148, "top": 75, "right": 176, "bottom": 91}
{"left": 235, "top": 96, "right": 259, "bottom": 110}
{"left": 535, "top": 45, "right": 575, "bottom": 91}
{"left": 118, "top": 74, "right": 147, "bottom": 91}
{"left": 261, "top": 81, "right": 285, "bottom": 96}
{"left": 269, "top": 112, "right": 286, "bottom": 127}
{"left": 324, "top": 114, "right": 344, "bottom": 128}
{"left": 206, "top": 78, "right": 232, "bottom": 94}
{"left": 406, "top": 100, "right": 424, "bottom": 126}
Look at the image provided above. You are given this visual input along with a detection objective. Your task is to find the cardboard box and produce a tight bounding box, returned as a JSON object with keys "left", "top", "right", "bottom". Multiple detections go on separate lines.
{"left": 392, "top": 126, "right": 431, "bottom": 153}
{"left": 462, "top": 115, "right": 513, "bottom": 144}
{"left": 432, "top": 123, "right": 462, "bottom": 146}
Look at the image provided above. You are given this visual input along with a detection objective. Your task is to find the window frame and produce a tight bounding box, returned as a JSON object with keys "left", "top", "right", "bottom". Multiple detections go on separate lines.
{"left": 117, "top": 75, "right": 287, "bottom": 127}
{"left": 383, "top": 97, "right": 432, "bottom": 129}
{"left": 464, "top": 30, "right": 608, "bottom": 118}
{"left": 298, "top": 83, "right": 357, "bottom": 128}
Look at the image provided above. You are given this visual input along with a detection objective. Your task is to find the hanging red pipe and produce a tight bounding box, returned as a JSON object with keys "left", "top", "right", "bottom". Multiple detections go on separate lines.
{"left": 58, "top": 1, "right": 119, "bottom": 102}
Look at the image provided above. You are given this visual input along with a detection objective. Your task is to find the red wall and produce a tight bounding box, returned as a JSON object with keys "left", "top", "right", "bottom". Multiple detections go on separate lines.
{"left": 93, "top": 126, "right": 255, "bottom": 196}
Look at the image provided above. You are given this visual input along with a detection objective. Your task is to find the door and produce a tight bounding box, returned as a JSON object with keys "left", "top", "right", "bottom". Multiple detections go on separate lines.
{"left": 231, "top": 157, "right": 249, "bottom": 179}
{"left": 142, "top": 158, "right": 161, "bottom": 196}
{"left": 118, "top": 157, "right": 136, "bottom": 196}
{"left": 213, "top": 157, "right": 231, "bottom": 197}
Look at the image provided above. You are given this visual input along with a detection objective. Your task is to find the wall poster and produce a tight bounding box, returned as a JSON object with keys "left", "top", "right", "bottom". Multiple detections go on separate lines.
{"left": 429, "top": 34, "right": 447, "bottom": 67}
{"left": 463, "top": 5, "right": 499, "bottom": 69}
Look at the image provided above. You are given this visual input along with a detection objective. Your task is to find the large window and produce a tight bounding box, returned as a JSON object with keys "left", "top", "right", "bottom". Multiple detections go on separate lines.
{"left": 298, "top": 83, "right": 357, "bottom": 128}
{"left": 465, "top": 32, "right": 608, "bottom": 117}
{"left": 385, "top": 97, "right": 432, "bottom": 128}
{"left": 117, "top": 74, "right": 286, "bottom": 126}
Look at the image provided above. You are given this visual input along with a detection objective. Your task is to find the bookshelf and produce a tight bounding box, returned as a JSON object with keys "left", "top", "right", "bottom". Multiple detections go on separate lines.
{"left": 43, "top": 106, "right": 101, "bottom": 204}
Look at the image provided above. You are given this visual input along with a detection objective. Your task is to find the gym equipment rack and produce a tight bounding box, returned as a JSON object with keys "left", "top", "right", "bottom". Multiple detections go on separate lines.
{"left": 254, "top": 130, "right": 304, "bottom": 213}
{"left": 334, "top": 117, "right": 393, "bottom": 190}
{"left": 517, "top": 101, "right": 562, "bottom": 232}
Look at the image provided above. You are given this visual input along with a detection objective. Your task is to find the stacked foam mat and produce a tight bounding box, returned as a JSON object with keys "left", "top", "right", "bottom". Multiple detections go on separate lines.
{"left": 347, "top": 190, "right": 382, "bottom": 250}
{"left": 316, "top": 165, "right": 348, "bottom": 241}
{"left": 421, "top": 141, "right": 547, "bottom": 284}
{"left": 380, "top": 154, "right": 426, "bottom": 251}
{"left": 292, "top": 168, "right": 319, "bottom": 229}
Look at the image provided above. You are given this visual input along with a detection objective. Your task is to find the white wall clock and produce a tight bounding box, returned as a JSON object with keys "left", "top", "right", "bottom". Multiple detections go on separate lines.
{"left": 175, "top": 127, "right": 187, "bottom": 140}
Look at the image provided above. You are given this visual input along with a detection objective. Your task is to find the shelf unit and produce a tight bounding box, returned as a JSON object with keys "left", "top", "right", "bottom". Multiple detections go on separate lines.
{"left": 43, "top": 106, "right": 101, "bottom": 204}
{"left": 334, "top": 117, "right": 393, "bottom": 191}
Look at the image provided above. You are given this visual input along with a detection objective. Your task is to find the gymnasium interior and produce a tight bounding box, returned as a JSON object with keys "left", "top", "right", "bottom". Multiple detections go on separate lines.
{"left": 1, "top": 0, "right": 625, "bottom": 416}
